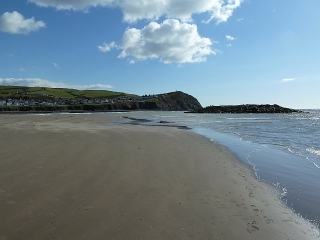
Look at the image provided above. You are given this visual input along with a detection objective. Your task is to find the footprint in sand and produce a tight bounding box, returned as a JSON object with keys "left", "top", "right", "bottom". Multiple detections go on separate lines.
{"left": 247, "top": 221, "right": 259, "bottom": 233}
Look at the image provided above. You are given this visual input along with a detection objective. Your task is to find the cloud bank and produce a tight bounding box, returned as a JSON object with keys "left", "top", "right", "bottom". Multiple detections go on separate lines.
{"left": 29, "top": 0, "right": 243, "bottom": 24}
{"left": 0, "top": 11, "right": 46, "bottom": 34}
{"left": 0, "top": 78, "right": 113, "bottom": 90}
{"left": 119, "top": 0, "right": 243, "bottom": 23}
{"left": 28, "top": 0, "right": 114, "bottom": 10}
{"left": 117, "top": 19, "right": 215, "bottom": 63}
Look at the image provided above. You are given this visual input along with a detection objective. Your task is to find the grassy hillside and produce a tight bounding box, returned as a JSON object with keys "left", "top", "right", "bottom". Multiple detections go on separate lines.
{"left": 0, "top": 86, "right": 137, "bottom": 100}
{"left": 0, "top": 88, "right": 203, "bottom": 112}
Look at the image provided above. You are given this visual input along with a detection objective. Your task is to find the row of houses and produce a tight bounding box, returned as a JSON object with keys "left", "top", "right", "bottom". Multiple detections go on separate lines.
{"left": 0, "top": 94, "right": 165, "bottom": 107}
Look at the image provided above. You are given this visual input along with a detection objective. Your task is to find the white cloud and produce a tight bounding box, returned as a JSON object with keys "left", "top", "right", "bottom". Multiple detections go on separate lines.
{"left": 282, "top": 78, "right": 296, "bottom": 82}
{"left": 81, "top": 84, "right": 113, "bottom": 90}
{"left": 0, "top": 78, "right": 113, "bottom": 90}
{"left": 129, "top": 59, "right": 136, "bottom": 64}
{"left": 53, "top": 62, "right": 60, "bottom": 69}
{"left": 97, "top": 41, "right": 117, "bottom": 52}
{"left": 29, "top": 1, "right": 244, "bottom": 64}
{"left": 18, "top": 68, "right": 27, "bottom": 72}
{"left": 29, "top": 0, "right": 243, "bottom": 24}
{"left": 226, "top": 35, "right": 236, "bottom": 41}
{"left": 0, "top": 11, "right": 46, "bottom": 34}
{"left": 119, "top": 0, "right": 168, "bottom": 23}
{"left": 227, "top": 43, "right": 232, "bottom": 47}
{"left": 236, "top": 18, "right": 244, "bottom": 21}
{"left": 116, "top": 19, "right": 215, "bottom": 63}
{"left": 28, "top": 0, "right": 114, "bottom": 10}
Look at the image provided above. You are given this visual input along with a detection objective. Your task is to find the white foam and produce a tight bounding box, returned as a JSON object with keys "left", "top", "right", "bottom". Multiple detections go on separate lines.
{"left": 306, "top": 147, "right": 320, "bottom": 156}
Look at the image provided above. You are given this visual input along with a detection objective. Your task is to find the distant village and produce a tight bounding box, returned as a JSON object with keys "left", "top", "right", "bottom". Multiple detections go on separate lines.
{"left": 0, "top": 92, "right": 166, "bottom": 107}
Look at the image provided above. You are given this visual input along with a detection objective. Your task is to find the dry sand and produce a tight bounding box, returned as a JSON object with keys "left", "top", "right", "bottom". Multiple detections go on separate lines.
{"left": 0, "top": 114, "right": 319, "bottom": 240}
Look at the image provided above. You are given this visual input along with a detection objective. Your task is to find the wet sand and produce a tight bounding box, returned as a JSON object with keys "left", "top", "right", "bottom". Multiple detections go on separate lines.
{"left": 0, "top": 114, "right": 319, "bottom": 239}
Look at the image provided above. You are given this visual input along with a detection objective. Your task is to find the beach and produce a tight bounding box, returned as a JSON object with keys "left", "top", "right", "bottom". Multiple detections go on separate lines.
{"left": 0, "top": 114, "right": 319, "bottom": 240}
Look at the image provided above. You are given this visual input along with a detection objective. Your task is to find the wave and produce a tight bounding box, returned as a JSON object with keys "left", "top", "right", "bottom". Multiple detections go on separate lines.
{"left": 33, "top": 113, "right": 51, "bottom": 116}
{"left": 306, "top": 147, "right": 320, "bottom": 156}
{"left": 226, "top": 118, "right": 271, "bottom": 120}
{"left": 287, "top": 147, "right": 320, "bottom": 169}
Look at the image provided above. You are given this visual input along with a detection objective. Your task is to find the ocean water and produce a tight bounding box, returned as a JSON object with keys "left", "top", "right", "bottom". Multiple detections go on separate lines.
{"left": 119, "top": 110, "right": 320, "bottom": 227}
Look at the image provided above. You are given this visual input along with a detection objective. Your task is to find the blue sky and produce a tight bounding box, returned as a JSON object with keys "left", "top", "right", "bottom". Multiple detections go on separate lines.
{"left": 0, "top": 0, "right": 319, "bottom": 109}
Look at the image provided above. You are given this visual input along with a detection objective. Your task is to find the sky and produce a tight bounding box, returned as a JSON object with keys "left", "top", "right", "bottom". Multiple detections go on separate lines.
{"left": 0, "top": 0, "right": 319, "bottom": 109}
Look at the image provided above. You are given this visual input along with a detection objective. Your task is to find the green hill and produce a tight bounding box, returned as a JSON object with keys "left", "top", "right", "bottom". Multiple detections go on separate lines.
{"left": 0, "top": 86, "right": 136, "bottom": 100}
{"left": 0, "top": 86, "right": 202, "bottom": 112}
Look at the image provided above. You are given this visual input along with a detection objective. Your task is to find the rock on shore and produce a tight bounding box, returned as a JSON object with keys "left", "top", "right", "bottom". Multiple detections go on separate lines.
{"left": 189, "top": 104, "right": 301, "bottom": 114}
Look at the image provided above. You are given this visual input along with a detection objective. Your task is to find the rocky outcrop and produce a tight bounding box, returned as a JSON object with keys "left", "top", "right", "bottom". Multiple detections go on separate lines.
{"left": 152, "top": 91, "right": 202, "bottom": 111}
{"left": 106, "top": 91, "right": 202, "bottom": 111}
{"left": 189, "top": 104, "right": 301, "bottom": 114}
{"left": 82, "top": 91, "right": 202, "bottom": 111}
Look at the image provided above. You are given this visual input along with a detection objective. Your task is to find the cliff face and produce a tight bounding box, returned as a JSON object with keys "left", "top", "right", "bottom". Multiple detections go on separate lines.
{"left": 107, "top": 91, "right": 202, "bottom": 111}
{"left": 153, "top": 91, "right": 202, "bottom": 111}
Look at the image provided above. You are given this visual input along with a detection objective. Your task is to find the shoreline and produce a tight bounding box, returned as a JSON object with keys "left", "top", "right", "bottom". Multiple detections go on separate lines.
{"left": 0, "top": 110, "right": 131, "bottom": 114}
{"left": 0, "top": 114, "right": 319, "bottom": 239}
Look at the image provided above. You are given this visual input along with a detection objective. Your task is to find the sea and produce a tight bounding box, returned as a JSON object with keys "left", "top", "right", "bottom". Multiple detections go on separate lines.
{"left": 116, "top": 109, "right": 320, "bottom": 228}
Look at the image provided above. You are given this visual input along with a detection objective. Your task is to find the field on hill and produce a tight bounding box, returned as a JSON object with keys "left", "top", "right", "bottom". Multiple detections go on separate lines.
{"left": 0, "top": 86, "right": 136, "bottom": 100}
